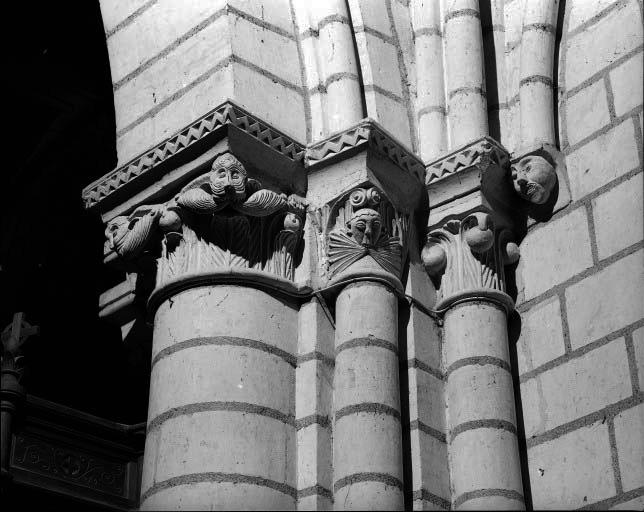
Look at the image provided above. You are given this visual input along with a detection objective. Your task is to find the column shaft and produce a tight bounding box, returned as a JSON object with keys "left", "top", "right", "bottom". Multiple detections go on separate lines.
{"left": 444, "top": 0, "right": 488, "bottom": 147}
{"left": 444, "top": 302, "right": 524, "bottom": 510}
{"left": 333, "top": 282, "right": 404, "bottom": 510}
{"left": 140, "top": 286, "right": 298, "bottom": 510}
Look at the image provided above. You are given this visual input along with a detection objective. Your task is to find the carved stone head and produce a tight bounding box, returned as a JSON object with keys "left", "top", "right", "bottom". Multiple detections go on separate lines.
{"left": 209, "top": 153, "right": 248, "bottom": 202}
{"left": 511, "top": 155, "right": 556, "bottom": 205}
{"left": 347, "top": 208, "right": 382, "bottom": 247}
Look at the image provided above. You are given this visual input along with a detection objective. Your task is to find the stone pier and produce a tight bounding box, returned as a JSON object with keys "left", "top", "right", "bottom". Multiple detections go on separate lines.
{"left": 140, "top": 286, "right": 298, "bottom": 510}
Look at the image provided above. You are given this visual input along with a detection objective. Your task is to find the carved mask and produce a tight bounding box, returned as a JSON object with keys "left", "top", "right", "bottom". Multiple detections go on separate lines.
{"left": 347, "top": 208, "right": 382, "bottom": 247}
{"left": 209, "top": 153, "right": 248, "bottom": 202}
{"left": 511, "top": 155, "right": 556, "bottom": 205}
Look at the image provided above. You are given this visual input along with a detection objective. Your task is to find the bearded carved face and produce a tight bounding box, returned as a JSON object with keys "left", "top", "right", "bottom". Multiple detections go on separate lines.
{"left": 347, "top": 208, "right": 382, "bottom": 247}
{"left": 209, "top": 153, "right": 248, "bottom": 202}
{"left": 511, "top": 155, "right": 556, "bottom": 205}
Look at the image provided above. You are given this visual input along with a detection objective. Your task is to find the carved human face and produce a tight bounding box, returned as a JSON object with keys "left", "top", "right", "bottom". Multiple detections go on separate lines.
{"left": 348, "top": 208, "right": 382, "bottom": 247}
{"left": 511, "top": 155, "right": 556, "bottom": 205}
{"left": 210, "top": 154, "right": 247, "bottom": 202}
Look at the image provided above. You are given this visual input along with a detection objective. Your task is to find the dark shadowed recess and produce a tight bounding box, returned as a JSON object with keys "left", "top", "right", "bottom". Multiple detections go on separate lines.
{"left": 2, "top": 1, "right": 149, "bottom": 426}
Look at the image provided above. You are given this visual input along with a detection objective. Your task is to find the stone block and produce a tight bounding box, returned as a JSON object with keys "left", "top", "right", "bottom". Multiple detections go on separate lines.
{"left": 334, "top": 346, "right": 400, "bottom": 410}
{"left": 565, "top": 0, "right": 642, "bottom": 89}
{"left": 517, "top": 207, "right": 593, "bottom": 301}
{"left": 406, "top": 305, "right": 442, "bottom": 372}
{"left": 114, "top": 14, "right": 231, "bottom": 129}
{"left": 592, "top": 172, "right": 644, "bottom": 259}
{"left": 521, "top": 338, "right": 631, "bottom": 437}
{"left": 566, "top": 80, "right": 610, "bottom": 145}
{"left": 447, "top": 365, "right": 516, "bottom": 427}
{"left": 148, "top": 344, "right": 295, "bottom": 420}
{"left": 528, "top": 421, "right": 615, "bottom": 509}
{"left": 410, "top": 430, "right": 450, "bottom": 503}
{"left": 150, "top": 412, "right": 296, "bottom": 489}
{"left": 363, "top": 33, "right": 403, "bottom": 96}
{"left": 613, "top": 403, "right": 644, "bottom": 491}
{"left": 634, "top": 326, "right": 644, "bottom": 392}
{"left": 153, "top": 286, "right": 297, "bottom": 359}
{"left": 568, "top": 0, "right": 621, "bottom": 31}
{"left": 373, "top": 92, "right": 413, "bottom": 148}
{"left": 449, "top": 429, "right": 523, "bottom": 497}
{"left": 229, "top": 0, "right": 293, "bottom": 32}
{"left": 108, "top": 0, "right": 227, "bottom": 84}
{"left": 296, "top": 424, "right": 332, "bottom": 491}
{"left": 232, "top": 61, "right": 307, "bottom": 141}
{"left": 349, "top": 0, "right": 392, "bottom": 36}
{"left": 230, "top": 14, "right": 301, "bottom": 86}
{"left": 567, "top": 119, "right": 640, "bottom": 200}
{"left": 517, "top": 296, "right": 566, "bottom": 375}
{"left": 610, "top": 51, "right": 644, "bottom": 117}
{"left": 100, "top": 0, "right": 154, "bottom": 35}
{"left": 333, "top": 413, "right": 403, "bottom": 479}
{"left": 409, "top": 368, "right": 445, "bottom": 435}
{"left": 566, "top": 250, "right": 644, "bottom": 349}
{"left": 115, "top": 59, "right": 234, "bottom": 165}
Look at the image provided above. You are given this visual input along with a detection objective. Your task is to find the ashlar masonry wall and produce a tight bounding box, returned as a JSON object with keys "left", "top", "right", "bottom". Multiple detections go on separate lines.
{"left": 515, "top": 0, "right": 643, "bottom": 509}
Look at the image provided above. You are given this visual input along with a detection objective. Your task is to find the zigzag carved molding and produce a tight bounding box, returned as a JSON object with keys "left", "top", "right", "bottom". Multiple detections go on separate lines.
{"left": 426, "top": 137, "right": 509, "bottom": 185}
{"left": 83, "top": 102, "right": 306, "bottom": 209}
{"left": 306, "top": 120, "right": 425, "bottom": 183}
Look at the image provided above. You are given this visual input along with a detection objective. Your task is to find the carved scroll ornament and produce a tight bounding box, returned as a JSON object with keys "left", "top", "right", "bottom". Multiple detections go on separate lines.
{"left": 316, "top": 186, "right": 408, "bottom": 279}
{"left": 104, "top": 153, "right": 307, "bottom": 285}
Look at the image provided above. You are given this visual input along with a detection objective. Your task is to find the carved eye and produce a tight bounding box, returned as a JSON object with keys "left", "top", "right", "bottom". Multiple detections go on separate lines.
{"left": 216, "top": 169, "right": 226, "bottom": 177}
{"left": 355, "top": 221, "right": 366, "bottom": 231}
{"left": 373, "top": 221, "right": 381, "bottom": 230}
{"left": 230, "top": 172, "right": 240, "bottom": 179}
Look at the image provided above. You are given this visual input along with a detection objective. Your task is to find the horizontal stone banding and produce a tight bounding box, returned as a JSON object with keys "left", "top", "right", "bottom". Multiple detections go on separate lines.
{"left": 148, "top": 401, "right": 295, "bottom": 433}
{"left": 409, "top": 419, "right": 446, "bottom": 443}
{"left": 444, "top": 9, "right": 480, "bottom": 23}
{"left": 297, "top": 484, "right": 333, "bottom": 500}
{"left": 335, "top": 337, "right": 398, "bottom": 356}
{"left": 414, "top": 27, "right": 442, "bottom": 38}
{"left": 295, "top": 414, "right": 330, "bottom": 430}
{"left": 453, "top": 488, "right": 524, "bottom": 508}
{"left": 522, "top": 22, "right": 556, "bottom": 34}
{"left": 449, "top": 419, "right": 517, "bottom": 442}
{"left": 408, "top": 358, "right": 445, "bottom": 381}
{"left": 446, "top": 356, "right": 511, "bottom": 377}
{"left": 151, "top": 336, "right": 297, "bottom": 368}
{"left": 140, "top": 472, "right": 297, "bottom": 503}
{"left": 335, "top": 402, "right": 401, "bottom": 422}
{"left": 412, "top": 489, "right": 451, "bottom": 510}
{"left": 317, "top": 14, "right": 351, "bottom": 32}
{"left": 334, "top": 472, "right": 404, "bottom": 493}
{"left": 519, "top": 75, "right": 553, "bottom": 88}
{"left": 448, "top": 86, "right": 486, "bottom": 100}
{"left": 297, "top": 351, "right": 334, "bottom": 367}
{"left": 418, "top": 105, "right": 447, "bottom": 117}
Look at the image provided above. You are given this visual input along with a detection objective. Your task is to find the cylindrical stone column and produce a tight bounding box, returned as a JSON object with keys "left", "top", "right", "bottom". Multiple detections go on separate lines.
{"left": 443, "top": 301, "right": 524, "bottom": 510}
{"left": 332, "top": 282, "right": 404, "bottom": 510}
{"left": 443, "top": 0, "right": 488, "bottom": 147}
{"left": 140, "top": 285, "right": 298, "bottom": 510}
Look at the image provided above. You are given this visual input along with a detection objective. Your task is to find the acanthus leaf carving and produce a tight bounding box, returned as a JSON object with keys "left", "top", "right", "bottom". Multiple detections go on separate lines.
{"left": 422, "top": 212, "right": 518, "bottom": 306}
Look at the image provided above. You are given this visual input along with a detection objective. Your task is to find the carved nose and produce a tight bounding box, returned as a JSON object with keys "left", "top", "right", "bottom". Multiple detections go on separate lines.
{"left": 363, "top": 226, "right": 372, "bottom": 245}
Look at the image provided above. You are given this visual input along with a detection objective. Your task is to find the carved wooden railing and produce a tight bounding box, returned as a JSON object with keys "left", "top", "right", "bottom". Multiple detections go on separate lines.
{"left": 9, "top": 395, "right": 145, "bottom": 510}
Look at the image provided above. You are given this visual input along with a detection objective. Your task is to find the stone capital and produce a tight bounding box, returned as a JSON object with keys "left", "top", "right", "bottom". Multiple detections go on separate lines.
{"left": 421, "top": 211, "right": 517, "bottom": 312}
{"left": 306, "top": 119, "right": 425, "bottom": 293}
